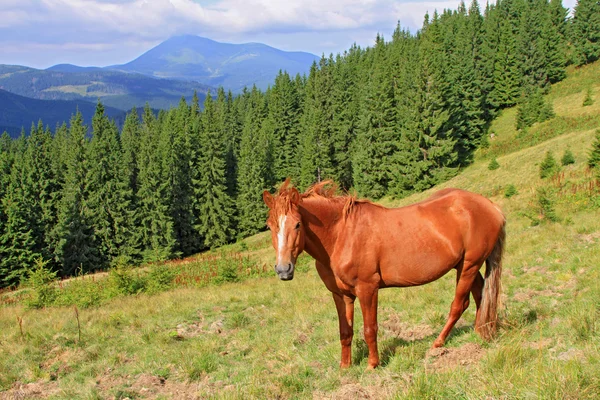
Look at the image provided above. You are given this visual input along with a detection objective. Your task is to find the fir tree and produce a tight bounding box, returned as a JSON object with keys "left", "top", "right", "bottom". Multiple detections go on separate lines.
{"left": 588, "top": 129, "right": 600, "bottom": 169}
{"left": 236, "top": 86, "right": 271, "bottom": 237}
{"left": 194, "top": 93, "right": 235, "bottom": 247}
{"left": 561, "top": 148, "right": 575, "bottom": 166}
{"left": 299, "top": 59, "right": 335, "bottom": 189}
{"left": 540, "top": 150, "right": 559, "bottom": 179}
{"left": 87, "top": 102, "right": 140, "bottom": 266}
{"left": 52, "top": 112, "right": 100, "bottom": 276}
{"left": 137, "top": 104, "right": 176, "bottom": 262}
{"left": 353, "top": 35, "right": 397, "bottom": 198}
{"left": 571, "top": 0, "right": 600, "bottom": 66}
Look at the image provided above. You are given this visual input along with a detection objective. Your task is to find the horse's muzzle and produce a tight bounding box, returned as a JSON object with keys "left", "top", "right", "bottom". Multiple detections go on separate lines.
{"left": 275, "top": 263, "right": 294, "bottom": 281}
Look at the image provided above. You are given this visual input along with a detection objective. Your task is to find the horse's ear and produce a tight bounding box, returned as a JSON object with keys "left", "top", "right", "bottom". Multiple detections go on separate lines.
{"left": 290, "top": 188, "right": 300, "bottom": 205}
{"left": 263, "top": 190, "right": 275, "bottom": 209}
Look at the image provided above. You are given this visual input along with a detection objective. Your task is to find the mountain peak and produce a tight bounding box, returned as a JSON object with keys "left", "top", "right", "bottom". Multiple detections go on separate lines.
{"left": 110, "top": 35, "right": 318, "bottom": 92}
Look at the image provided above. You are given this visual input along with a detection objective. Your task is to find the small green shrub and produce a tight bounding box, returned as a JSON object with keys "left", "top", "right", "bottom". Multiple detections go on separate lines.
{"left": 25, "top": 258, "right": 58, "bottom": 309}
{"left": 540, "top": 151, "right": 559, "bottom": 179}
{"left": 561, "top": 148, "right": 575, "bottom": 166}
{"left": 146, "top": 264, "right": 176, "bottom": 294}
{"left": 215, "top": 260, "right": 239, "bottom": 284}
{"left": 488, "top": 158, "right": 500, "bottom": 170}
{"left": 108, "top": 265, "right": 147, "bottom": 295}
{"left": 504, "top": 184, "right": 518, "bottom": 198}
{"left": 583, "top": 87, "right": 594, "bottom": 107}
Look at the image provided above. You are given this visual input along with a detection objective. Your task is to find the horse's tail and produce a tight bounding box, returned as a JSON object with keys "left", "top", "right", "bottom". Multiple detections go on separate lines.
{"left": 477, "top": 219, "right": 506, "bottom": 340}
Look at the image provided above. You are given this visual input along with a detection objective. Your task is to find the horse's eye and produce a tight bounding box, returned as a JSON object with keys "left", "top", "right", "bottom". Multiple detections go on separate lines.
{"left": 295, "top": 222, "right": 301, "bottom": 229}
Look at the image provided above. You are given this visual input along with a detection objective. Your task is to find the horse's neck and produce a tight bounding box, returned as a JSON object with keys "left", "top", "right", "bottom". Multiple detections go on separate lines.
{"left": 299, "top": 198, "right": 344, "bottom": 265}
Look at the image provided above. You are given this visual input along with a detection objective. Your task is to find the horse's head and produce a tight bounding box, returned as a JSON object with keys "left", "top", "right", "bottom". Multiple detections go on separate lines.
{"left": 262, "top": 182, "right": 305, "bottom": 281}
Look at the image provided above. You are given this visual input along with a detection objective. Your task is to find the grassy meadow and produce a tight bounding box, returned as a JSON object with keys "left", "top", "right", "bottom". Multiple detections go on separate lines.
{"left": 1, "top": 62, "right": 600, "bottom": 399}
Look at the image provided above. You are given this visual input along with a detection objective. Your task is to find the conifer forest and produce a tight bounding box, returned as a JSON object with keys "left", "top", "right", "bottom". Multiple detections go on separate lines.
{"left": 1, "top": 0, "right": 599, "bottom": 286}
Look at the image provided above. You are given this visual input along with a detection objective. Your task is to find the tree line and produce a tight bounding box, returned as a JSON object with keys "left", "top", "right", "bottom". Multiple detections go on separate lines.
{"left": 1, "top": 0, "right": 598, "bottom": 286}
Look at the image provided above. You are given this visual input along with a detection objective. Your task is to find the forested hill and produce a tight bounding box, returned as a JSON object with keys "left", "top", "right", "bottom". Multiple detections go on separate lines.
{"left": 0, "top": 64, "right": 211, "bottom": 111}
{"left": 0, "top": 0, "right": 598, "bottom": 287}
{"left": 0, "top": 89, "right": 126, "bottom": 137}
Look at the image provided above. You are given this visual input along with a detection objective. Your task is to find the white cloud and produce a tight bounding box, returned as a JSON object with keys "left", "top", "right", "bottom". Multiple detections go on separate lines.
{"left": 0, "top": 0, "right": 580, "bottom": 68}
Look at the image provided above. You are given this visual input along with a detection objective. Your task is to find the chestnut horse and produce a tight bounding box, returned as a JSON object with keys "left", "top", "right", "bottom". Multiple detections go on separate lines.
{"left": 263, "top": 180, "right": 505, "bottom": 369}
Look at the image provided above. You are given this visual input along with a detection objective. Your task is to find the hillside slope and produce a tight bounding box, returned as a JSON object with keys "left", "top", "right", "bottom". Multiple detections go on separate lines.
{"left": 1, "top": 63, "right": 599, "bottom": 398}
{"left": 110, "top": 35, "right": 319, "bottom": 92}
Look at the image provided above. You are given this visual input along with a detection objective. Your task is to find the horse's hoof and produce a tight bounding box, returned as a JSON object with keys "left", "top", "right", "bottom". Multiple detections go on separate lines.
{"left": 366, "top": 364, "right": 378, "bottom": 371}
{"left": 432, "top": 339, "right": 445, "bottom": 348}
{"left": 340, "top": 363, "right": 351, "bottom": 369}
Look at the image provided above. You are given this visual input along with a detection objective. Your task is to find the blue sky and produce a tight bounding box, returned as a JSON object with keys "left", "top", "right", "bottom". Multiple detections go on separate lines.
{"left": 0, "top": 0, "right": 577, "bottom": 69}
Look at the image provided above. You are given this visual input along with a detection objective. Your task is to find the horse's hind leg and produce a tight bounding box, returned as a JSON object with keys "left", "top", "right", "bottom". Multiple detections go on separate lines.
{"left": 432, "top": 262, "right": 481, "bottom": 348}
{"left": 471, "top": 271, "right": 485, "bottom": 333}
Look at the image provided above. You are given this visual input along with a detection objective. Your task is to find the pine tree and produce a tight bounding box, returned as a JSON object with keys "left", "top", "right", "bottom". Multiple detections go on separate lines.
{"left": 571, "top": 0, "right": 600, "bottom": 66}
{"left": 269, "top": 71, "right": 302, "bottom": 182}
{"left": 22, "top": 121, "right": 58, "bottom": 263}
{"left": 488, "top": 0, "right": 522, "bottom": 108}
{"left": 52, "top": 112, "right": 100, "bottom": 276}
{"left": 516, "top": 87, "right": 555, "bottom": 130}
{"left": 236, "top": 86, "right": 271, "bottom": 237}
{"left": 588, "top": 129, "right": 600, "bottom": 169}
{"left": 87, "top": 102, "right": 140, "bottom": 266}
{"left": 166, "top": 99, "right": 197, "bottom": 256}
{"left": 353, "top": 34, "right": 397, "bottom": 198}
{"left": 299, "top": 59, "right": 335, "bottom": 189}
{"left": 137, "top": 104, "right": 176, "bottom": 262}
{"left": 545, "top": 0, "right": 568, "bottom": 83}
{"left": 561, "top": 148, "right": 575, "bottom": 165}
{"left": 540, "top": 150, "right": 559, "bottom": 178}
{"left": 331, "top": 46, "right": 361, "bottom": 190}
{"left": 194, "top": 93, "right": 235, "bottom": 247}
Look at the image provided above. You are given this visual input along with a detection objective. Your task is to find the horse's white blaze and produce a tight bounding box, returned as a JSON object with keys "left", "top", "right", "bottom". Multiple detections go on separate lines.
{"left": 277, "top": 215, "right": 287, "bottom": 263}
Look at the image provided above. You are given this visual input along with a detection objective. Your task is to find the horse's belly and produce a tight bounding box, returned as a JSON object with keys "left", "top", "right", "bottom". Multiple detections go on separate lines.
{"left": 379, "top": 257, "right": 459, "bottom": 288}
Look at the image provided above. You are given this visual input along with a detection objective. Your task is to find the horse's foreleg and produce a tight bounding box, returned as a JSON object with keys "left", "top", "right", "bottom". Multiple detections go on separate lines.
{"left": 332, "top": 292, "right": 355, "bottom": 368}
{"left": 357, "top": 285, "right": 379, "bottom": 369}
{"left": 433, "top": 265, "right": 479, "bottom": 348}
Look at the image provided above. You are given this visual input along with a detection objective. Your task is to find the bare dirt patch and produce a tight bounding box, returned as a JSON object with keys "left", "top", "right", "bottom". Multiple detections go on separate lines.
{"left": 381, "top": 313, "right": 434, "bottom": 342}
{"left": 425, "top": 343, "right": 485, "bottom": 371}
{"left": 0, "top": 381, "right": 60, "bottom": 400}
{"left": 94, "top": 373, "right": 230, "bottom": 399}
{"left": 313, "top": 375, "right": 402, "bottom": 400}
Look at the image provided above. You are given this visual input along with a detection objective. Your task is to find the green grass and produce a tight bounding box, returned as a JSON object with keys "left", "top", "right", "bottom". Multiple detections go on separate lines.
{"left": 1, "top": 63, "right": 600, "bottom": 398}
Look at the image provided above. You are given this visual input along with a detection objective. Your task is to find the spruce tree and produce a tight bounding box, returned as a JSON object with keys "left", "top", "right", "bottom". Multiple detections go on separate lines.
{"left": 488, "top": 0, "right": 522, "bottom": 108}
{"left": 299, "top": 59, "right": 335, "bottom": 189}
{"left": 52, "top": 112, "right": 100, "bottom": 276}
{"left": 353, "top": 34, "right": 397, "bottom": 198}
{"left": 571, "top": 0, "right": 600, "bottom": 66}
{"left": 194, "top": 93, "right": 235, "bottom": 247}
{"left": 166, "top": 99, "right": 197, "bottom": 256}
{"left": 87, "top": 102, "right": 140, "bottom": 266}
{"left": 269, "top": 71, "right": 302, "bottom": 182}
{"left": 137, "top": 104, "right": 177, "bottom": 262}
{"left": 237, "top": 86, "right": 271, "bottom": 237}
{"left": 540, "top": 150, "right": 559, "bottom": 179}
{"left": 588, "top": 129, "right": 600, "bottom": 169}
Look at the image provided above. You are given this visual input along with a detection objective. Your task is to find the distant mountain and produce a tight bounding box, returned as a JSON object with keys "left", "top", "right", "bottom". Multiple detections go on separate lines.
{"left": 0, "top": 88, "right": 126, "bottom": 137}
{"left": 0, "top": 64, "right": 211, "bottom": 111}
{"left": 109, "top": 35, "right": 319, "bottom": 92}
